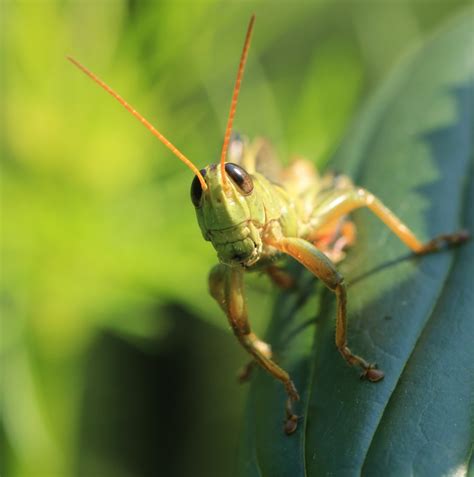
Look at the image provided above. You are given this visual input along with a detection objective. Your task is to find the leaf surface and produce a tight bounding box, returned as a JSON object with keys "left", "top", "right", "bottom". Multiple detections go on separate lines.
{"left": 239, "top": 10, "right": 474, "bottom": 477}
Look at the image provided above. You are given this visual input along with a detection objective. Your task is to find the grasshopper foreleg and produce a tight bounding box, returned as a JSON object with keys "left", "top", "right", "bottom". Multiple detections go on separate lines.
{"left": 265, "top": 264, "right": 296, "bottom": 289}
{"left": 209, "top": 264, "right": 300, "bottom": 434}
{"left": 265, "top": 235, "right": 384, "bottom": 383}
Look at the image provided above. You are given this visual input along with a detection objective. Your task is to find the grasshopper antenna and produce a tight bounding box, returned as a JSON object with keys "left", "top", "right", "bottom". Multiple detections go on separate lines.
{"left": 220, "top": 14, "right": 255, "bottom": 189}
{"left": 66, "top": 56, "right": 207, "bottom": 191}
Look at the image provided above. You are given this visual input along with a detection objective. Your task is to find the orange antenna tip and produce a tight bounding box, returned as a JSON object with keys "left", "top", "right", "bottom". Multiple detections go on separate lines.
{"left": 67, "top": 55, "right": 207, "bottom": 191}
{"left": 220, "top": 15, "right": 256, "bottom": 187}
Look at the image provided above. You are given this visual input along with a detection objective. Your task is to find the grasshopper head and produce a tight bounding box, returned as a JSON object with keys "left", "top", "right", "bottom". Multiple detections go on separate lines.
{"left": 189, "top": 15, "right": 259, "bottom": 268}
{"left": 191, "top": 163, "right": 265, "bottom": 267}
{"left": 68, "top": 15, "right": 257, "bottom": 267}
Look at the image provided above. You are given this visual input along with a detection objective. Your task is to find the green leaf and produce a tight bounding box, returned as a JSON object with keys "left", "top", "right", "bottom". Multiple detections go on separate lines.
{"left": 239, "top": 10, "right": 474, "bottom": 477}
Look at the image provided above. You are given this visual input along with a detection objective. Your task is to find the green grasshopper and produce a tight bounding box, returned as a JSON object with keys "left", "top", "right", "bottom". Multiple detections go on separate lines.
{"left": 68, "top": 15, "right": 469, "bottom": 434}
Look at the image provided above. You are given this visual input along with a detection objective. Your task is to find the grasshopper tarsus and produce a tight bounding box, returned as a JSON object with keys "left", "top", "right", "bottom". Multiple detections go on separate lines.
{"left": 284, "top": 414, "right": 299, "bottom": 435}
{"left": 416, "top": 229, "right": 470, "bottom": 255}
{"left": 361, "top": 365, "right": 385, "bottom": 383}
{"left": 284, "top": 390, "right": 300, "bottom": 435}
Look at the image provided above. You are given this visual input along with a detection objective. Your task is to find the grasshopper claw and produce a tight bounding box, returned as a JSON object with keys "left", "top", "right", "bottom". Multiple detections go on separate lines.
{"left": 360, "top": 364, "right": 385, "bottom": 382}
{"left": 284, "top": 414, "right": 299, "bottom": 435}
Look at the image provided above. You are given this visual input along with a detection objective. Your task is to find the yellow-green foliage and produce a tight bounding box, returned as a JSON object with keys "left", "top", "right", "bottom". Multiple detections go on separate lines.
{"left": 2, "top": 1, "right": 471, "bottom": 476}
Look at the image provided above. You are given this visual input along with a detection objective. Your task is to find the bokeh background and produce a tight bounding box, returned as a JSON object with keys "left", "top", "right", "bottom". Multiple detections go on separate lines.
{"left": 1, "top": 1, "right": 472, "bottom": 476}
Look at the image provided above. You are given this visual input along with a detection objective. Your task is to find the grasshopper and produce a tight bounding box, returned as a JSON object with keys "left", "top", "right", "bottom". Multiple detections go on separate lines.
{"left": 68, "top": 15, "right": 469, "bottom": 434}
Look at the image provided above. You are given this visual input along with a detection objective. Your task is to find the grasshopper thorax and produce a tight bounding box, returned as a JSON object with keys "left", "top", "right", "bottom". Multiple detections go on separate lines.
{"left": 191, "top": 163, "right": 265, "bottom": 267}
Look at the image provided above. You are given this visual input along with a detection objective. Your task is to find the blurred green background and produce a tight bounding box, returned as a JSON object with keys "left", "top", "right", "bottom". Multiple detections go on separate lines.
{"left": 1, "top": 1, "right": 472, "bottom": 476}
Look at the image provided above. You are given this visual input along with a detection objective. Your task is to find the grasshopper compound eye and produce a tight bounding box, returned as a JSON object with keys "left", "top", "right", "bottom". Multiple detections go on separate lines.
{"left": 190, "top": 169, "right": 207, "bottom": 207}
{"left": 225, "top": 163, "right": 254, "bottom": 195}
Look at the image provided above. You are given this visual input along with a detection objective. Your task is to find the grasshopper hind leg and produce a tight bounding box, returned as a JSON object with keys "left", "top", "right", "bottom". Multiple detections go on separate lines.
{"left": 310, "top": 187, "right": 469, "bottom": 254}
